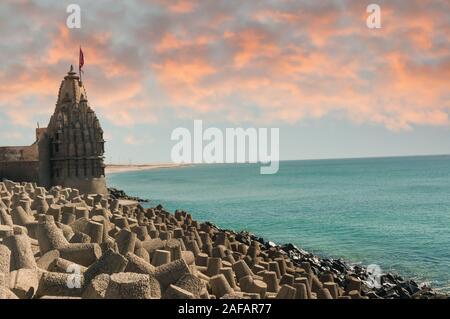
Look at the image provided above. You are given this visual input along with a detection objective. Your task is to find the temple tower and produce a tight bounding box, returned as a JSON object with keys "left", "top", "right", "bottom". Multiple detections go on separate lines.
{"left": 45, "top": 66, "right": 107, "bottom": 194}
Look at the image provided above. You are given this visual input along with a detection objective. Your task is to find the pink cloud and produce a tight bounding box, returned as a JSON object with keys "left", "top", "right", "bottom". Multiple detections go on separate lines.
{"left": 0, "top": 0, "right": 449, "bottom": 132}
{"left": 155, "top": 33, "right": 214, "bottom": 53}
{"left": 167, "top": 0, "right": 197, "bottom": 14}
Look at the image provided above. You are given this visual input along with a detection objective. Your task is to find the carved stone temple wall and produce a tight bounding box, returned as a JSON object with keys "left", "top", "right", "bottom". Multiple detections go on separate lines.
{"left": 0, "top": 66, "right": 108, "bottom": 195}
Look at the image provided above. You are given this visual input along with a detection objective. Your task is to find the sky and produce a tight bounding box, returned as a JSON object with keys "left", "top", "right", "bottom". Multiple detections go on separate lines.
{"left": 0, "top": 0, "right": 449, "bottom": 163}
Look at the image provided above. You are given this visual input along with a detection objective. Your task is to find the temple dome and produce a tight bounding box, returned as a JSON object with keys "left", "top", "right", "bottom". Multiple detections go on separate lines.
{"left": 57, "top": 65, "right": 88, "bottom": 104}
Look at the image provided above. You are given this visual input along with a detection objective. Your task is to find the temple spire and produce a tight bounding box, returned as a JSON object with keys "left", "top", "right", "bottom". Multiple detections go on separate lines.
{"left": 68, "top": 64, "right": 77, "bottom": 76}
{"left": 46, "top": 67, "right": 107, "bottom": 194}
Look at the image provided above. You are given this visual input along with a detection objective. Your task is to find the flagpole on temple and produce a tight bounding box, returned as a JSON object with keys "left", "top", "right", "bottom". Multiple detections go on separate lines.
{"left": 79, "top": 46, "right": 84, "bottom": 83}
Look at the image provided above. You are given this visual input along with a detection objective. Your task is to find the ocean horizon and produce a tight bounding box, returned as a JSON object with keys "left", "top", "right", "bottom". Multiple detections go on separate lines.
{"left": 107, "top": 154, "right": 450, "bottom": 292}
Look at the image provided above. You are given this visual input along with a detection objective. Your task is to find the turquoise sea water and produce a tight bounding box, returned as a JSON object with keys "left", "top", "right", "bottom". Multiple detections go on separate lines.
{"left": 107, "top": 155, "right": 450, "bottom": 291}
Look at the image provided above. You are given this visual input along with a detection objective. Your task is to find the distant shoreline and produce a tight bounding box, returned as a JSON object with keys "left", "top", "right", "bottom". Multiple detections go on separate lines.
{"left": 105, "top": 163, "right": 189, "bottom": 174}
{"left": 105, "top": 154, "right": 450, "bottom": 173}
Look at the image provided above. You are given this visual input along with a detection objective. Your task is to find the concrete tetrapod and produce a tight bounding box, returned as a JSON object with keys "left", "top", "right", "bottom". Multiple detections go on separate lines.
{"left": 104, "top": 272, "right": 161, "bottom": 299}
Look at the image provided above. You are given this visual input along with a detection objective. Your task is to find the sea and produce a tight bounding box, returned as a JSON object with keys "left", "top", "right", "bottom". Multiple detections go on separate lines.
{"left": 107, "top": 155, "right": 450, "bottom": 292}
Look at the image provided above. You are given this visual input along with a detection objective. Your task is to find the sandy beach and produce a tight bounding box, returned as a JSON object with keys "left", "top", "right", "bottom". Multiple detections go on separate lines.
{"left": 105, "top": 163, "right": 189, "bottom": 174}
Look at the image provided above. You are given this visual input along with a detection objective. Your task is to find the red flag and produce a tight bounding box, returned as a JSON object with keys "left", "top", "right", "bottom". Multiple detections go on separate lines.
{"left": 79, "top": 47, "right": 84, "bottom": 71}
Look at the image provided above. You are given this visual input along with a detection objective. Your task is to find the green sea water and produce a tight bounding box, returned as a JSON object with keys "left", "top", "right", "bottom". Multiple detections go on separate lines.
{"left": 107, "top": 155, "right": 450, "bottom": 291}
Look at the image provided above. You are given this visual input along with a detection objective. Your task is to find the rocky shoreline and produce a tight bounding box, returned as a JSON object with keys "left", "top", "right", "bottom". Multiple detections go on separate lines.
{"left": 0, "top": 180, "right": 447, "bottom": 299}
{"left": 110, "top": 189, "right": 449, "bottom": 299}
{"left": 108, "top": 187, "right": 149, "bottom": 203}
{"left": 209, "top": 226, "right": 446, "bottom": 299}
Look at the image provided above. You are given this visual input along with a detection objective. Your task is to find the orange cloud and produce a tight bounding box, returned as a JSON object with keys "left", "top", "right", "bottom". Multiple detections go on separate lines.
{"left": 167, "top": 0, "right": 197, "bottom": 14}
{"left": 155, "top": 33, "right": 213, "bottom": 53}
{"left": 153, "top": 59, "right": 216, "bottom": 86}
{"left": 1, "top": 0, "right": 449, "bottom": 133}
{"left": 226, "top": 29, "right": 279, "bottom": 68}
